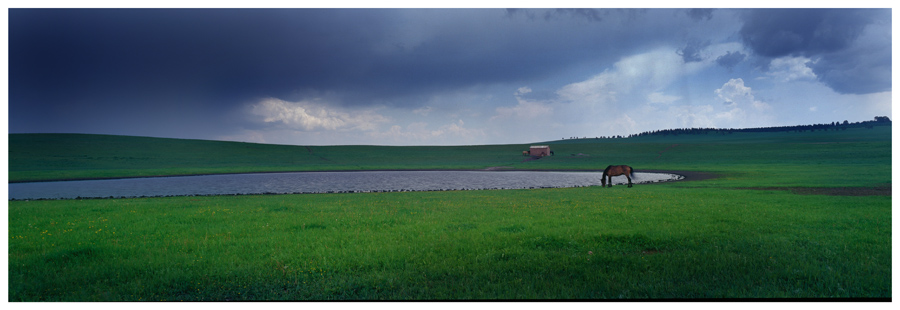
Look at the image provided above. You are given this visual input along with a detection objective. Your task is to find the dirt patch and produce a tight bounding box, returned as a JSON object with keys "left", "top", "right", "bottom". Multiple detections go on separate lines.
{"left": 521, "top": 156, "right": 542, "bottom": 163}
{"left": 656, "top": 144, "right": 679, "bottom": 159}
{"left": 737, "top": 186, "right": 891, "bottom": 196}
{"left": 641, "top": 249, "right": 663, "bottom": 256}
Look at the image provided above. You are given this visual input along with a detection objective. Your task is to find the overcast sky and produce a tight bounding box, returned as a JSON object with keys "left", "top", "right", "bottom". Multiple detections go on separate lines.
{"left": 7, "top": 7, "right": 893, "bottom": 145}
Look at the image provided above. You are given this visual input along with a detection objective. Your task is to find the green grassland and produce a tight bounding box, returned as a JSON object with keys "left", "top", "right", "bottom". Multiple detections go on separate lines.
{"left": 8, "top": 134, "right": 534, "bottom": 182}
{"left": 7, "top": 126, "right": 892, "bottom": 300}
{"left": 8, "top": 127, "right": 892, "bottom": 187}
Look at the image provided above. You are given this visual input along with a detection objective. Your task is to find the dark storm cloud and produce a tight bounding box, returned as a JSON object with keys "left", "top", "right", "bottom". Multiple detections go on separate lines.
{"left": 716, "top": 51, "right": 747, "bottom": 71}
{"left": 11, "top": 8, "right": 652, "bottom": 137}
{"left": 7, "top": 10, "right": 529, "bottom": 108}
{"left": 809, "top": 42, "right": 892, "bottom": 95}
{"left": 506, "top": 8, "right": 646, "bottom": 23}
{"left": 739, "top": 9, "right": 871, "bottom": 57}
{"left": 9, "top": 8, "right": 687, "bottom": 114}
{"left": 677, "top": 39, "right": 711, "bottom": 63}
{"left": 18, "top": 8, "right": 886, "bottom": 144}
{"left": 685, "top": 9, "right": 714, "bottom": 21}
{"left": 10, "top": 9, "right": 398, "bottom": 103}
{"left": 5, "top": 9, "right": 448, "bottom": 135}
{"left": 544, "top": 9, "right": 606, "bottom": 22}
{"left": 505, "top": 8, "right": 605, "bottom": 22}
{"left": 738, "top": 8, "right": 890, "bottom": 94}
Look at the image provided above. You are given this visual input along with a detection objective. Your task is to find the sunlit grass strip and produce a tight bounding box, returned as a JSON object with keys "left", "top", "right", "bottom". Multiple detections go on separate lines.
{"left": 8, "top": 185, "right": 891, "bottom": 300}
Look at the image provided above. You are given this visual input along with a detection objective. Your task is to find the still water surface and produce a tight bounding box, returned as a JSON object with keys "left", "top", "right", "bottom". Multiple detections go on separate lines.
{"left": 8, "top": 171, "right": 683, "bottom": 200}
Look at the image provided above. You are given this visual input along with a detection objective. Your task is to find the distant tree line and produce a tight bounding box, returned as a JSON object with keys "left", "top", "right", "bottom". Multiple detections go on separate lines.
{"left": 629, "top": 116, "right": 891, "bottom": 138}
{"left": 559, "top": 116, "right": 891, "bottom": 140}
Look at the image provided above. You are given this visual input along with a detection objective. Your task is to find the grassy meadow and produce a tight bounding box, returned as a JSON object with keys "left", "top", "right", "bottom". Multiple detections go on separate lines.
{"left": 7, "top": 126, "right": 892, "bottom": 300}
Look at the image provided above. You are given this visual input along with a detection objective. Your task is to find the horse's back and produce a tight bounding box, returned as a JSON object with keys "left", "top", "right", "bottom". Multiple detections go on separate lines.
{"left": 604, "top": 165, "right": 633, "bottom": 176}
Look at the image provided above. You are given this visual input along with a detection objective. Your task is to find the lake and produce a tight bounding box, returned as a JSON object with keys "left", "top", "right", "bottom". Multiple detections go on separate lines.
{"left": 8, "top": 170, "right": 683, "bottom": 200}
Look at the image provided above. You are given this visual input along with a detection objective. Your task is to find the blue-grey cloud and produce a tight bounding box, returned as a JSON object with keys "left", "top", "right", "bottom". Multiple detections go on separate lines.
{"left": 686, "top": 9, "right": 714, "bottom": 21}
{"left": 9, "top": 8, "right": 688, "bottom": 112}
{"left": 738, "top": 8, "right": 890, "bottom": 94}
{"left": 739, "top": 9, "right": 871, "bottom": 57}
{"left": 8, "top": 8, "right": 891, "bottom": 145}
{"left": 506, "top": 8, "right": 617, "bottom": 22}
{"left": 809, "top": 44, "right": 892, "bottom": 95}
{"left": 716, "top": 51, "right": 747, "bottom": 71}
{"left": 10, "top": 9, "right": 392, "bottom": 101}
{"left": 545, "top": 9, "right": 606, "bottom": 22}
{"left": 677, "top": 39, "right": 711, "bottom": 63}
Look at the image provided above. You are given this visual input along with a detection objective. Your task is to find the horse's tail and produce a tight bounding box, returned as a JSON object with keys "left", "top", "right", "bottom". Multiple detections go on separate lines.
{"left": 629, "top": 166, "right": 635, "bottom": 177}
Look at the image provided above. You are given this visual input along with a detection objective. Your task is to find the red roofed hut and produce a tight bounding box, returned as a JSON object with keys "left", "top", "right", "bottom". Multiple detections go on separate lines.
{"left": 529, "top": 145, "right": 551, "bottom": 157}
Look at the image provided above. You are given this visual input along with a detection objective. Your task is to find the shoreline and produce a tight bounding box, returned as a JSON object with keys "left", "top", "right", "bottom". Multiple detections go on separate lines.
{"left": 8, "top": 168, "right": 719, "bottom": 184}
{"left": 9, "top": 170, "right": 692, "bottom": 201}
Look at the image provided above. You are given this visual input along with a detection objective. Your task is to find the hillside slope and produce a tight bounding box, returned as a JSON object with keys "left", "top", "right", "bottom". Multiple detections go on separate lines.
{"left": 9, "top": 125, "right": 891, "bottom": 187}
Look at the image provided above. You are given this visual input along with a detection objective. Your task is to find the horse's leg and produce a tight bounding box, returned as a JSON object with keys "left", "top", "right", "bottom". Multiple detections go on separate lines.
{"left": 607, "top": 175, "right": 612, "bottom": 187}
{"left": 626, "top": 174, "right": 632, "bottom": 188}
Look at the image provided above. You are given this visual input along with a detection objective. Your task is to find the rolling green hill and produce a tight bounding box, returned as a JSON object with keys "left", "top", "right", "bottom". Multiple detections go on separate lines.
{"left": 9, "top": 125, "right": 891, "bottom": 188}
{"left": 8, "top": 133, "right": 526, "bottom": 182}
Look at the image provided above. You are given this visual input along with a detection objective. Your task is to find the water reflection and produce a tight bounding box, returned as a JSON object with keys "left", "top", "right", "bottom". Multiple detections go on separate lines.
{"left": 8, "top": 171, "right": 683, "bottom": 200}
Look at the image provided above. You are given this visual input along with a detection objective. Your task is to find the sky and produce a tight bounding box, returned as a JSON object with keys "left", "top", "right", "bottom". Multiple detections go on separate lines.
{"left": 6, "top": 6, "right": 894, "bottom": 146}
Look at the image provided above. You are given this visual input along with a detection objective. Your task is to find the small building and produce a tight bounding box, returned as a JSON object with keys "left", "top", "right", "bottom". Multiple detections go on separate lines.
{"left": 529, "top": 145, "right": 551, "bottom": 157}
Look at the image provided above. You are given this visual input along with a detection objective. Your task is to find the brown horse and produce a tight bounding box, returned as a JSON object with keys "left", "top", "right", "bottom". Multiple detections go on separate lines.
{"left": 601, "top": 165, "right": 634, "bottom": 188}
